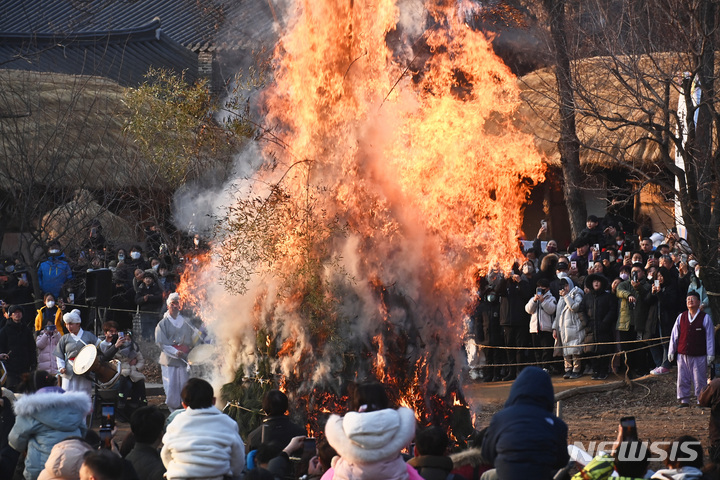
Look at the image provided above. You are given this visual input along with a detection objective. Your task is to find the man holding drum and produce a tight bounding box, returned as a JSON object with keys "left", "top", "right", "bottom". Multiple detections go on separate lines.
{"left": 54, "top": 309, "right": 124, "bottom": 395}
{"left": 155, "top": 293, "right": 199, "bottom": 411}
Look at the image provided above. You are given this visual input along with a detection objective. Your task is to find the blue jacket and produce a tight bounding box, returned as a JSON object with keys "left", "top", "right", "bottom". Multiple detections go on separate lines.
{"left": 481, "top": 367, "right": 569, "bottom": 480}
{"left": 37, "top": 255, "right": 73, "bottom": 297}
{"left": 9, "top": 389, "right": 90, "bottom": 480}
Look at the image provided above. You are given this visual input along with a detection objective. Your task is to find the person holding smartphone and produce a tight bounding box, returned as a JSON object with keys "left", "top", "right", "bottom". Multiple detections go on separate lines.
{"left": 648, "top": 268, "right": 679, "bottom": 376}
{"left": 525, "top": 278, "right": 557, "bottom": 374}
{"left": 616, "top": 265, "right": 652, "bottom": 377}
{"left": 571, "top": 418, "right": 650, "bottom": 480}
{"left": 568, "top": 238, "right": 592, "bottom": 278}
{"left": 36, "top": 321, "right": 62, "bottom": 375}
{"left": 552, "top": 278, "right": 585, "bottom": 379}
{"left": 581, "top": 274, "right": 617, "bottom": 380}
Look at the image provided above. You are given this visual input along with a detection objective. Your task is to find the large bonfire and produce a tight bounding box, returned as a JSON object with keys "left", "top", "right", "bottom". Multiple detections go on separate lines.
{"left": 181, "top": 0, "right": 545, "bottom": 438}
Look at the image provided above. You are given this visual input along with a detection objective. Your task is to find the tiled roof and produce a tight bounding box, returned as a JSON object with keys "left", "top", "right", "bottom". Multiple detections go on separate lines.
{"left": 0, "top": 20, "right": 198, "bottom": 86}
{"left": 0, "top": 0, "right": 234, "bottom": 50}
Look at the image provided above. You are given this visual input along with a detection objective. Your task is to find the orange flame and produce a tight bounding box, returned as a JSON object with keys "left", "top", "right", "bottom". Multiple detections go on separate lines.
{"left": 205, "top": 0, "right": 545, "bottom": 439}
{"left": 175, "top": 251, "right": 213, "bottom": 321}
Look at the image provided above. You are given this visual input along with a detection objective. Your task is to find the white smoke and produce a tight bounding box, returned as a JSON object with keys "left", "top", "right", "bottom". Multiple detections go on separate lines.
{"left": 172, "top": 142, "right": 265, "bottom": 236}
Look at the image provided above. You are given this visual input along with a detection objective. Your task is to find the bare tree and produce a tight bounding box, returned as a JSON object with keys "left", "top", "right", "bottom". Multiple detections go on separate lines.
{"left": 525, "top": 0, "right": 720, "bottom": 311}
{"left": 0, "top": 69, "right": 177, "bottom": 297}
{"left": 540, "top": 0, "right": 587, "bottom": 238}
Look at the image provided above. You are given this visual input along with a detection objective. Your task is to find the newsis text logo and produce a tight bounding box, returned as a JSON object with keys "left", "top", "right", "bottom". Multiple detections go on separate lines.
{"left": 570, "top": 441, "right": 701, "bottom": 463}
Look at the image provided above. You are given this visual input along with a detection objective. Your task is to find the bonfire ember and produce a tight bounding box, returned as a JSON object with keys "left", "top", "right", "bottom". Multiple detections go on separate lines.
{"left": 185, "top": 0, "right": 544, "bottom": 443}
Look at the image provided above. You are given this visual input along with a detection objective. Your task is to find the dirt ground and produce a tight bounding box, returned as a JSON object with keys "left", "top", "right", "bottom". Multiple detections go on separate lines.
{"left": 465, "top": 371, "right": 710, "bottom": 470}
{"left": 136, "top": 338, "right": 162, "bottom": 384}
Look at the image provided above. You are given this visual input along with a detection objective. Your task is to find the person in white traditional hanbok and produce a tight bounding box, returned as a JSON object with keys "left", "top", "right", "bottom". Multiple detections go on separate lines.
{"left": 54, "top": 309, "right": 101, "bottom": 395}
{"left": 155, "top": 293, "right": 199, "bottom": 411}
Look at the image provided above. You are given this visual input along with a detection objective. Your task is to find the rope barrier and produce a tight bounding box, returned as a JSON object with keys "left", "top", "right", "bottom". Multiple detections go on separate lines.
{"left": 474, "top": 336, "right": 670, "bottom": 350}
{"left": 224, "top": 401, "right": 265, "bottom": 415}
{"left": 8, "top": 300, "right": 166, "bottom": 316}
{"left": 469, "top": 339, "right": 671, "bottom": 370}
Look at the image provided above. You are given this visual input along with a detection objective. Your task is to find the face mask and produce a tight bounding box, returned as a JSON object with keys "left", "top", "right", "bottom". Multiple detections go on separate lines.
{"left": 46, "top": 300, "right": 55, "bottom": 308}
{"left": 49, "top": 249, "right": 60, "bottom": 255}
{"left": 522, "top": 266, "right": 533, "bottom": 275}
{"left": 647, "top": 275, "right": 653, "bottom": 281}
{"left": 131, "top": 252, "right": 141, "bottom": 260}
{"left": 609, "top": 256, "right": 616, "bottom": 262}
{"left": 118, "top": 254, "right": 125, "bottom": 261}
{"left": 152, "top": 264, "right": 159, "bottom": 271}
{"left": 620, "top": 273, "right": 629, "bottom": 281}
{"left": 689, "top": 259, "right": 698, "bottom": 268}
{"left": 616, "top": 240, "right": 623, "bottom": 246}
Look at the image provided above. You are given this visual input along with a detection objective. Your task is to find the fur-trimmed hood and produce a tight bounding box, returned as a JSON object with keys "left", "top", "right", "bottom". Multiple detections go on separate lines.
{"left": 325, "top": 407, "right": 416, "bottom": 464}
{"left": 13, "top": 391, "right": 91, "bottom": 430}
{"left": 449, "top": 447, "right": 485, "bottom": 468}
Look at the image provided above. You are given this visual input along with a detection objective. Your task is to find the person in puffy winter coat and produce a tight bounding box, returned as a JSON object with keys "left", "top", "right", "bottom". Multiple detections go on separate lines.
{"left": 36, "top": 437, "right": 92, "bottom": 480}
{"left": 36, "top": 242, "right": 73, "bottom": 299}
{"left": 8, "top": 371, "right": 90, "bottom": 480}
{"left": 34, "top": 293, "right": 64, "bottom": 335}
{"left": 481, "top": 366, "right": 569, "bottom": 480}
{"left": 552, "top": 278, "right": 585, "bottom": 379}
{"left": 322, "top": 382, "right": 421, "bottom": 480}
{"left": 580, "top": 274, "right": 617, "bottom": 380}
{"left": 525, "top": 278, "right": 557, "bottom": 372}
{"left": 161, "top": 378, "right": 245, "bottom": 480}
{"left": 36, "top": 320, "right": 61, "bottom": 375}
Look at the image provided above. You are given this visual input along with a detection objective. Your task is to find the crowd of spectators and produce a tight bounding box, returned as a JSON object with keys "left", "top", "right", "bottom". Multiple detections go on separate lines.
{"left": 0, "top": 216, "right": 719, "bottom": 480}
{"left": 0, "top": 222, "right": 205, "bottom": 395}
{"left": 0, "top": 222, "right": 201, "bottom": 338}
{"left": 0, "top": 368, "right": 719, "bottom": 479}
{"left": 466, "top": 214, "right": 711, "bottom": 386}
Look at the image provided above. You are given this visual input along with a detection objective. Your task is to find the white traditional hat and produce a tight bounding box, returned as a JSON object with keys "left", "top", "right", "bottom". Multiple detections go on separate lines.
{"left": 166, "top": 292, "right": 181, "bottom": 307}
{"left": 62, "top": 309, "right": 82, "bottom": 324}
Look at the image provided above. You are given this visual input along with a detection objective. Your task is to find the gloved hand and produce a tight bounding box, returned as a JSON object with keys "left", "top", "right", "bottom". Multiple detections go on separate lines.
{"left": 708, "top": 355, "right": 715, "bottom": 367}
{"left": 668, "top": 353, "right": 674, "bottom": 362}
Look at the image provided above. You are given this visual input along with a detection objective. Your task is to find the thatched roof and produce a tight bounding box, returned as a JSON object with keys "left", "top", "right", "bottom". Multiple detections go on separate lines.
{"left": 42, "top": 190, "right": 135, "bottom": 248}
{"left": 0, "top": 69, "right": 236, "bottom": 192}
{"left": 516, "top": 52, "right": 691, "bottom": 169}
{"left": 0, "top": 69, "right": 159, "bottom": 189}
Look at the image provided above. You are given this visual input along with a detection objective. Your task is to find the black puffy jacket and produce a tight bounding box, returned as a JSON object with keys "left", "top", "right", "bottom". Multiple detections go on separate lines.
{"left": 481, "top": 367, "right": 569, "bottom": 480}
